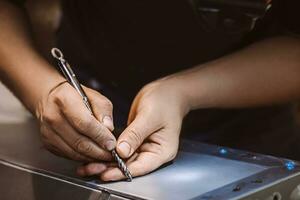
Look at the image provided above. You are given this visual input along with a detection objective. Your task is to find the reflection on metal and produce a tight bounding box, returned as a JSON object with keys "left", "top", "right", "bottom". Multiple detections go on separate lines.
{"left": 219, "top": 148, "right": 228, "bottom": 155}
{"left": 1, "top": 121, "right": 300, "bottom": 199}
{"left": 285, "top": 161, "right": 296, "bottom": 171}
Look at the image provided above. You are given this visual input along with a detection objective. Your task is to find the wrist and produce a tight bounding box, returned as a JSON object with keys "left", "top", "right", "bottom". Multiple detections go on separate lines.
{"left": 0, "top": 42, "right": 67, "bottom": 115}
{"left": 36, "top": 76, "right": 66, "bottom": 110}
{"left": 156, "top": 76, "right": 192, "bottom": 118}
{"left": 23, "top": 69, "right": 66, "bottom": 115}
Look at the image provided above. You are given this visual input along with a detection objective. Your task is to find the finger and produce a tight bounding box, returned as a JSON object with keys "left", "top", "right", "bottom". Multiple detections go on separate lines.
{"left": 41, "top": 126, "right": 93, "bottom": 162}
{"left": 42, "top": 109, "right": 112, "bottom": 161}
{"left": 50, "top": 117, "right": 113, "bottom": 161}
{"left": 77, "top": 162, "right": 118, "bottom": 177}
{"left": 117, "top": 113, "right": 159, "bottom": 158}
{"left": 84, "top": 87, "right": 114, "bottom": 131}
{"left": 127, "top": 152, "right": 139, "bottom": 163}
{"left": 101, "top": 150, "right": 164, "bottom": 181}
{"left": 77, "top": 163, "right": 107, "bottom": 177}
{"left": 56, "top": 91, "right": 116, "bottom": 151}
{"left": 43, "top": 143, "right": 65, "bottom": 158}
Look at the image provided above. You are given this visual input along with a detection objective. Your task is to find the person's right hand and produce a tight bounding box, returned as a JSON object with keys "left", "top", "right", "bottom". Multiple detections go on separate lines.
{"left": 35, "top": 81, "right": 116, "bottom": 162}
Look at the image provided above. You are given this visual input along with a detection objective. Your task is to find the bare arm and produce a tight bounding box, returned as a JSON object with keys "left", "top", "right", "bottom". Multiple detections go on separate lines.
{"left": 171, "top": 36, "right": 300, "bottom": 111}
{"left": 0, "top": 0, "right": 63, "bottom": 111}
{"left": 0, "top": 0, "right": 116, "bottom": 162}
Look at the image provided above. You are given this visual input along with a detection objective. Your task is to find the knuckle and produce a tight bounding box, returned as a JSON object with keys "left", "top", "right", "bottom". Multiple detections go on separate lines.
{"left": 98, "top": 152, "right": 112, "bottom": 161}
{"left": 93, "top": 125, "right": 105, "bottom": 141}
{"left": 74, "top": 138, "right": 92, "bottom": 154}
{"left": 51, "top": 88, "right": 65, "bottom": 105}
{"left": 151, "top": 144, "right": 164, "bottom": 155}
{"left": 52, "top": 85, "right": 76, "bottom": 107}
{"left": 43, "top": 113, "right": 59, "bottom": 127}
{"left": 94, "top": 96, "right": 113, "bottom": 110}
{"left": 127, "top": 127, "right": 143, "bottom": 145}
{"left": 53, "top": 95, "right": 64, "bottom": 107}
{"left": 73, "top": 116, "right": 92, "bottom": 132}
{"left": 40, "top": 126, "right": 52, "bottom": 139}
{"left": 103, "top": 99, "right": 113, "bottom": 109}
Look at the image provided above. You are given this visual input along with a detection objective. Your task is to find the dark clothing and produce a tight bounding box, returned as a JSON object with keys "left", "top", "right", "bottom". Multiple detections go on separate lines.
{"left": 56, "top": 0, "right": 300, "bottom": 159}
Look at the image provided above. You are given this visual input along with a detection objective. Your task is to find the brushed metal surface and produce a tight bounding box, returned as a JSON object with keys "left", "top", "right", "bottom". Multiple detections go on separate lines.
{"left": 0, "top": 121, "right": 299, "bottom": 200}
{"left": 101, "top": 152, "right": 265, "bottom": 200}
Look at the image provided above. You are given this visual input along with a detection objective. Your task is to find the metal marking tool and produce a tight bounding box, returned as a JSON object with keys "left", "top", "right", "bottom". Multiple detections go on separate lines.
{"left": 51, "top": 48, "right": 132, "bottom": 181}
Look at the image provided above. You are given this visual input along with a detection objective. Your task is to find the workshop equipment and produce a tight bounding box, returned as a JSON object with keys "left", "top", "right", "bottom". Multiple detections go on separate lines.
{"left": 0, "top": 121, "right": 300, "bottom": 200}
{"left": 190, "top": 0, "right": 272, "bottom": 33}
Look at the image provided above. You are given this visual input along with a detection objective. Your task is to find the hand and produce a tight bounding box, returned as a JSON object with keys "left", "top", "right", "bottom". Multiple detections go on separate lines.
{"left": 77, "top": 78, "right": 189, "bottom": 180}
{"left": 36, "top": 80, "right": 116, "bottom": 162}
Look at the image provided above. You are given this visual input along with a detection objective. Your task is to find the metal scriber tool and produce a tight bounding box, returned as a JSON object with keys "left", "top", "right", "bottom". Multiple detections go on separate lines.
{"left": 112, "top": 150, "right": 132, "bottom": 181}
{"left": 51, "top": 47, "right": 132, "bottom": 181}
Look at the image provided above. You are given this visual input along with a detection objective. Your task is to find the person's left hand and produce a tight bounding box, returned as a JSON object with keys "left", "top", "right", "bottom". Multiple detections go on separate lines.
{"left": 77, "top": 78, "right": 189, "bottom": 181}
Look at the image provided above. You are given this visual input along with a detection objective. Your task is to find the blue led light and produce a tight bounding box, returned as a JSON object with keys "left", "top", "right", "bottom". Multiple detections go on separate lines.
{"left": 219, "top": 148, "right": 228, "bottom": 155}
{"left": 285, "top": 161, "right": 296, "bottom": 170}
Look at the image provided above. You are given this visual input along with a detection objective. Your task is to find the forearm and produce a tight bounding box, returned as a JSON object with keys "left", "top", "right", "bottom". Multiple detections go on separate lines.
{"left": 0, "top": 1, "right": 63, "bottom": 113}
{"left": 166, "top": 36, "right": 300, "bottom": 111}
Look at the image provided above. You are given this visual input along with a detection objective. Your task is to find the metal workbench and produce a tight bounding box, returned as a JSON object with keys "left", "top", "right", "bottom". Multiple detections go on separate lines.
{"left": 1, "top": 121, "right": 300, "bottom": 200}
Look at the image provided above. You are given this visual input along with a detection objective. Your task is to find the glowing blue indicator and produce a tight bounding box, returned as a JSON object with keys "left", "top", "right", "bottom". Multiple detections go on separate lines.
{"left": 219, "top": 148, "right": 228, "bottom": 155}
{"left": 285, "top": 161, "right": 296, "bottom": 170}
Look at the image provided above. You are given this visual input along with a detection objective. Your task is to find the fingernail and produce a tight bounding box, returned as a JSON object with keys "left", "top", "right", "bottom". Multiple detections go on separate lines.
{"left": 105, "top": 139, "right": 116, "bottom": 151}
{"left": 118, "top": 141, "right": 131, "bottom": 157}
{"left": 103, "top": 116, "right": 114, "bottom": 130}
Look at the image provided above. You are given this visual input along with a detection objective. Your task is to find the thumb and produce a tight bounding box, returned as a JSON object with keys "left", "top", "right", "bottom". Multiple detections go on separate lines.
{"left": 116, "top": 113, "right": 157, "bottom": 158}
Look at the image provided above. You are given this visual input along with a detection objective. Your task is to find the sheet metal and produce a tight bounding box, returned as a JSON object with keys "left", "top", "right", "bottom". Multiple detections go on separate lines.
{"left": 0, "top": 121, "right": 300, "bottom": 200}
